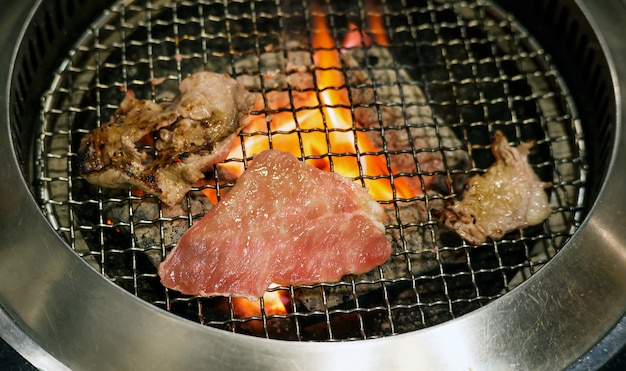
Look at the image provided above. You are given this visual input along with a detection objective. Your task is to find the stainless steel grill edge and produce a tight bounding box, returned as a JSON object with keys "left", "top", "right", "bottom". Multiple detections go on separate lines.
{"left": 1, "top": 0, "right": 626, "bottom": 370}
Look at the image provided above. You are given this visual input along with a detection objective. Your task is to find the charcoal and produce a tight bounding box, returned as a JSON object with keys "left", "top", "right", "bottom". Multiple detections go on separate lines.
{"left": 104, "top": 193, "right": 213, "bottom": 267}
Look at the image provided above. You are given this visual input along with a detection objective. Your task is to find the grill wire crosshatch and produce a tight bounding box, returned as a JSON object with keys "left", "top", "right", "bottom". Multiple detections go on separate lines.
{"left": 37, "top": 0, "right": 587, "bottom": 341}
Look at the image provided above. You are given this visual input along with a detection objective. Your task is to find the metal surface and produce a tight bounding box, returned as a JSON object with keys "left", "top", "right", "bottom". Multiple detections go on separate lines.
{"left": 570, "top": 314, "right": 626, "bottom": 370}
{"left": 34, "top": 0, "right": 586, "bottom": 341}
{"left": 0, "top": 0, "right": 625, "bottom": 370}
{"left": 0, "top": 307, "right": 68, "bottom": 371}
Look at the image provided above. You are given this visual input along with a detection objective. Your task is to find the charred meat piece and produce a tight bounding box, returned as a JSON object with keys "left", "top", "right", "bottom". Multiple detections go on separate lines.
{"left": 77, "top": 72, "right": 256, "bottom": 206}
{"left": 436, "top": 131, "right": 551, "bottom": 245}
{"left": 158, "top": 150, "right": 391, "bottom": 300}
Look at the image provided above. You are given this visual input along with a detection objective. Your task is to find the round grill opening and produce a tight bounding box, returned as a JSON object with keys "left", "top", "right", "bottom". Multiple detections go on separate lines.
{"left": 37, "top": 0, "right": 586, "bottom": 341}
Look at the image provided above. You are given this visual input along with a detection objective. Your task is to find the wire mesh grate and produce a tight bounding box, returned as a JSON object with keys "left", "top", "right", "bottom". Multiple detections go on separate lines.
{"left": 37, "top": 0, "right": 586, "bottom": 341}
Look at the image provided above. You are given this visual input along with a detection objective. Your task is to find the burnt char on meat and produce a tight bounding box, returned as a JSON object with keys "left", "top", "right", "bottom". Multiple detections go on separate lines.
{"left": 158, "top": 150, "right": 391, "bottom": 300}
{"left": 77, "top": 72, "right": 256, "bottom": 206}
{"left": 436, "top": 131, "right": 552, "bottom": 245}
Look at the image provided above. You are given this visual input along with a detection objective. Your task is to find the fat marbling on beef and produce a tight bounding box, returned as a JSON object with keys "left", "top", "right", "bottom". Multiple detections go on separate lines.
{"left": 158, "top": 150, "right": 391, "bottom": 300}
{"left": 436, "top": 131, "right": 552, "bottom": 245}
{"left": 77, "top": 72, "right": 256, "bottom": 206}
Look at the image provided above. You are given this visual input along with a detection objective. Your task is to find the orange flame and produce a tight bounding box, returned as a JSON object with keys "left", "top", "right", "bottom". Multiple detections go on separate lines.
{"left": 342, "top": 4, "right": 390, "bottom": 49}
{"left": 232, "top": 284, "right": 289, "bottom": 318}
{"left": 368, "top": 6, "right": 390, "bottom": 47}
{"left": 205, "top": 9, "right": 421, "bottom": 204}
{"left": 197, "top": 6, "right": 423, "bottom": 320}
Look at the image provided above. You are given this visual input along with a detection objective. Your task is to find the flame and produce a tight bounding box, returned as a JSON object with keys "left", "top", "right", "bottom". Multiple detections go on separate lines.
{"left": 232, "top": 284, "right": 289, "bottom": 318}
{"left": 342, "top": 4, "right": 390, "bottom": 49}
{"left": 342, "top": 22, "right": 373, "bottom": 50}
{"left": 367, "top": 5, "right": 390, "bottom": 47}
{"left": 205, "top": 7, "right": 421, "bottom": 204}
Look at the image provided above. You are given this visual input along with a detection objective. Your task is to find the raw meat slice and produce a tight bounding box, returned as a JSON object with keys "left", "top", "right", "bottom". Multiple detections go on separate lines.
{"left": 436, "top": 131, "right": 551, "bottom": 245}
{"left": 158, "top": 150, "right": 391, "bottom": 300}
{"left": 77, "top": 71, "right": 256, "bottom": 206}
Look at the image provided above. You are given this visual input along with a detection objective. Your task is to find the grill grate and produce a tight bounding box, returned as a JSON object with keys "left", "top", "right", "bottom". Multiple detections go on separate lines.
{"left": 37, "top": 0, "right": 586, "bottom": 341}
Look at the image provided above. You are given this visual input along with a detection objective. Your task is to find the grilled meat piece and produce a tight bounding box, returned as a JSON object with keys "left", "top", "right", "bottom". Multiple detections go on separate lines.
{"left": 436, "top": 131, "right": 551, "bottom": 245}
{"left": 77, "top": 72, "right": 256, "bottom": 206}
{"left": 158, "top": 150, "right": 391, "bottom": 300}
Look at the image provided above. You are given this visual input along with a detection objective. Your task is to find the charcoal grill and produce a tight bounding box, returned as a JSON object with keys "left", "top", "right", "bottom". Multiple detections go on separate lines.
{"left": 1, "top": 0, "right": 626, "bottom": 369}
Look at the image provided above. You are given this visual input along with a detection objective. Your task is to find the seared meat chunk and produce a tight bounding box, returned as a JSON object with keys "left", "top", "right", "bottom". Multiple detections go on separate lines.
{"left": 77, "top": 72, "right": 256, "bottom": 206}
{"left": 436, "top": 131, "right": 551, "bottom": 245}
{"left": 158, "top": 150, "right": 391, "bottom": 300}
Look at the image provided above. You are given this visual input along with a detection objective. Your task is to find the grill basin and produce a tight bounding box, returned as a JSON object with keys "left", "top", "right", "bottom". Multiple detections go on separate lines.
{"left": 37, "top": 0, "right": 585, "bottom": 341}
{"left": 1, "top": 0, "right": 626, "bottom": 369}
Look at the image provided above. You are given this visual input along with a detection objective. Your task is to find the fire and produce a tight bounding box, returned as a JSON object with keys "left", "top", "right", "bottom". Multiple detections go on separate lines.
{"left": 195, "top": 6, "right": 421, "bottom": 324}
{"left": 205, "top": 7, "right": 421, "bottom": 204}
{"left": 232, "top": 284, "right": 289, "bottom": 318}
{"left": 342, "top": 4, "right": 390, "bottom": 49}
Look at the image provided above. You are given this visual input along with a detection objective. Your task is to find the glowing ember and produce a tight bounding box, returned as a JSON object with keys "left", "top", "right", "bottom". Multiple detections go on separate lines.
{"left": 105, "top": 217, "right": 122, "bottom": 234}
{"left": 207, "top": 8, "right": 421, "bottom": 203}
{"left": 132, "top": 189, "right": 146, "bottom": 197}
